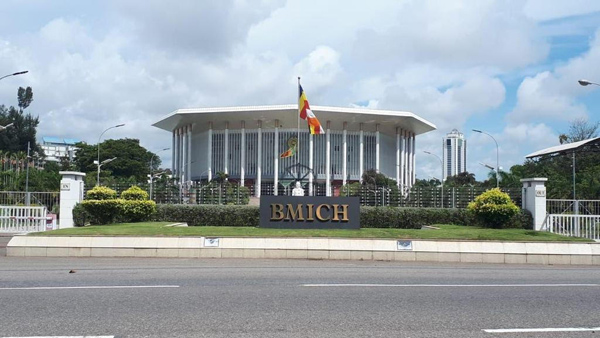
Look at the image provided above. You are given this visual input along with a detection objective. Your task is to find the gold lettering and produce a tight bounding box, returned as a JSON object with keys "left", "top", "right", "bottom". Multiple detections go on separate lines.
{"left": 316, "top": 204, "right": 331, "bottom": 221}
{"left": 332, "top": 204, "right": 349, "bottom": 222}
{"left": 285, "top": 204, "right": 304, "bottom": 221}
{"left": 270, "top": 204, "right": 284, "bottom": 221}
{"left": 306, "top": 204, "right": 315, "bottom": 221}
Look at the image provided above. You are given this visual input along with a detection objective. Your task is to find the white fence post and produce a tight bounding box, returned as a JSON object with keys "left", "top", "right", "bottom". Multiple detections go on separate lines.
{"left": 59, "top": 171, "right": 86, "bottom": 229}
{"left": 520, "top": 178, "right": 547, "bottom": 231}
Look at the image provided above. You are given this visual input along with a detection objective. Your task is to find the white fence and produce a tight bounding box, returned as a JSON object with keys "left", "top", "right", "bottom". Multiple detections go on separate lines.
{"left": 546, "top": 214, "right": 600, "bottom": 241}
{"left": 0, "top": 206, "right": 48, "bottom": 233}
{"left": 547, "top": 199, "right": 600, "bottom": 215}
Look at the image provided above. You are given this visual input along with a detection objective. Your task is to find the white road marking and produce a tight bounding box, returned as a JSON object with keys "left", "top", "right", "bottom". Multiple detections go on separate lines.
{"left": 2, "top": 336, "right": 114, "bottom": 338}
{"left": 303, "top": 283, "right": 600, "bottom": 287}
{"left": 0, "top": 285, "right": 179, "bottom": 291}
{"left": 484, "top": 327, "right": 600, "bottom": 333}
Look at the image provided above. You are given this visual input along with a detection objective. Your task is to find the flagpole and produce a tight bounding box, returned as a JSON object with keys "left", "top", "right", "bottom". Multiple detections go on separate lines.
{"left": 297, "top": 76, "right": 301, "bottom": 180}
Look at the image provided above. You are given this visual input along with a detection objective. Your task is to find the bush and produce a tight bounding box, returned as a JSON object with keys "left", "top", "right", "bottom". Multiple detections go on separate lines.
{"left": 86, "top": 186, "right": 117, "bottom": 200}
{"left": 506, "top": 209, "right": 534, "bottom": 229}
{"left": 121, "top": 186, "right": 149, "bottom": 201}
{"left": 81, "top": 199, "right": 123, "bottom": 225}
{"left": 72, "top": 203, "right": 90, "bottom": 227}
{"left": 153, "top": 204, "right": 259, "bottom": 227}
{"left": 361, "top": 207, "right": 471, "bottom": 229}
{"left": 467, "top": 188, "right": 520, "bottom": 228}
{"left": 120, "top": 200, "right": 156, "bottom": 222}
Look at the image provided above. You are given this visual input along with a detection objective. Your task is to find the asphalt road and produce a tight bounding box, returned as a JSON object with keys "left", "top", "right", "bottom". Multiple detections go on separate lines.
{"left": 0, "top": 257, "right": 598, "bottom": 338}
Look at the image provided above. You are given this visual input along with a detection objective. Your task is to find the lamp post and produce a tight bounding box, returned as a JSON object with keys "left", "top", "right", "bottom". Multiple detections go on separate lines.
{"left": 0, "top": 70, "right": 28, "bottom": 81}
{"left": 478, "top": 162, "right": 500, "bottom": 187}
{"left": 423, "top": 151, "right": 444, "bottom": 208}
{"left": 149, "top": 147, "right": 170, "bottom": 201}
{"left": 473, "top": 129, "right": 499, "bottom": 188}
{"left": 94, "top": 157, "right": 117, "bottom": 184}
{"left": 97, "top": 124, "right": 125, "bottom": 186}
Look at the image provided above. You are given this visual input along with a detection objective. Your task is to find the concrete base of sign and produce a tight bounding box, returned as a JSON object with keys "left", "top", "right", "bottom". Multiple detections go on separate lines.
{"left": 7, "top": 236, "right": 600, "bottom": 265}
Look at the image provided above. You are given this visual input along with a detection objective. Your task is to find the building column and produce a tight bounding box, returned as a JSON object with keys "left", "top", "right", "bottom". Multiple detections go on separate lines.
{"left": 224, "top": 122, "right": 229, "bottom": 175}
{"left": 359, "top": 123, "right": 364, "bottom": 183}
{"left": 396, "top": 127, "right": 400, "bottom": 188}
{"left": 410, "top": 133, "right": 417, "bottom": 186}
{"left": 187, "top": 125, "right": 192, "bottom": 182}
{"left": 274, "top": 119, "right": 279, "bottom": 196}
{"left": 400, "top": 129, "right": 405, "bottom": 193}
{"left": 174, "top": 129, "right": 180, "bottom": 179}
{"left": 171, "top": 130, "right": 176, "bottom": 177}
{"left": 404, "top": 130, "right": 409, "bottom": 189}
{"left": 326, "top": 120, "right": 331, "bottom": 196}
{"left": 309, "top": 133, "right": 314, "bottom": 196}
{"left": 207, "top": 122, "right": 213, "bottom": 182}
{"left": 256, "top": 120, "right": 262, "bottom": 197}
{"left": 406, "top": 131, "right": 412, "bottom": 189}
{"left": 342, "top": 122, "right": 347, "bottom": 186}
{"left": 376, "top": 124, "right": 380, "bottom": 172}
{"left": 240, "top": 121, "right": 246, "bottom": 187}
{"left": 179, "top": 128, "right": 184, "bottom": 181}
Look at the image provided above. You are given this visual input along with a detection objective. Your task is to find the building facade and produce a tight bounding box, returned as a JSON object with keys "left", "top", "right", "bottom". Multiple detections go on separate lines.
{"left": 153, "top": 105, "right": 436, "bottom": 196}
{"left": 443, "top": 129, "right": 467, "bottom": 180}
{"left": 41, "top": 137, "right": 80, "bottom": 162}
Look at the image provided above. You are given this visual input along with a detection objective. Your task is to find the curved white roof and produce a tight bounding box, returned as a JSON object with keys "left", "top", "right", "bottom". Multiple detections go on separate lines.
{"left": 153, "top": 104, "right": 436, "bottom": 135}
{"left": 526, "top": 137, "right": 600, "bottom": 158}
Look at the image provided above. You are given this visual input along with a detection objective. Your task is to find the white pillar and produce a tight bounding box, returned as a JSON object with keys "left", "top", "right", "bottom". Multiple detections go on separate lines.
{"left": 224, "top": 122, "right": 229, "bottom": 175}
{"left": 179, "top": 128, "right": 184, "bottom": 181}
{"left": 241, "top": 121, "right": 245, "bottom": 186}
{"left": 256, "top": 120, "right": 262, "bottom": 197}
{"left": 182, "top": 127, "right": 187, "bottom": 182}
{"left": 396, "top": 127, "right": 400, "bottom": 188}
{"left": 359, "top": 123, "right": 364, "bottom": 183}
{"left": 404, "top": 130, "right": 410, "bottom": 189}
{"left": 376, "top": 124, "right": 380, "bottom": 173}
{"left": 521, "top": 178, "right": 547, "bottom": 231}
{"left": 171, "top": 131, "right": 175, "bottom": 175}
{"left": 274, "top": 119, "right": 279, "bottom": 196}
{"left": 174, "top": 129, "right": 180, "bottom": 179}
{"left": 59, "top": 171, "right": 86, "bottom": 229}
{"left": 410, "top": 133, "right": 417, "bottom": 187}
{"left": 342, "top": 122, "right": 347, "bottom": 186}
{"left": 187, "top": 125, "right": 192, "bottom": 182}
{"left": 207, "top": 122, "right": 213, "bottom": 182}
{"left": 326, "top": 120, "right": 331, "bottom": 196}
{"left": 309, "top": 133, "right": 314, "bottom": 196}
{"left": 400, "top": 129, "right": 405, "bottom": 193}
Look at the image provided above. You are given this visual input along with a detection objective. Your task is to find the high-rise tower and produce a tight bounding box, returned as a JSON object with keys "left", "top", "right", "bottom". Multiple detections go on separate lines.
{"left": 443, "top": 129, "right": 467, "bottom": 180}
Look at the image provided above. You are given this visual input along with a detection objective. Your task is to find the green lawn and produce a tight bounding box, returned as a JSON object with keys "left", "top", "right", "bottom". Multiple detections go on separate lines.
{"left": 30, "top": 222, "right": 592, "bottom": 242}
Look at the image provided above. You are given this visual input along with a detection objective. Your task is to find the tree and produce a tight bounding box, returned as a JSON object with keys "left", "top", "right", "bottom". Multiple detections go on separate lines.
{"left": 558, "top": 117, "right": 599, "bottom": 144}
{"left": 0, "top": 86, "right": 41, "bottom": 154}
{"left": 73, "top": 138, "right": 159, "bottom": 184}
{"left": 444, "top": 171, "right": 476, "bottom": 187}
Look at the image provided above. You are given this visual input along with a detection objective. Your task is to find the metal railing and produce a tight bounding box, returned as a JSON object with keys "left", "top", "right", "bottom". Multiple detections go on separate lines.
{"left": 547, "top": 199, "right": 600, "bottom": 215}
{"left": 546, "top": 214, "right": 600, "bottom": 240}
{"left": 0, "top": 191, "right": 60, "bottom": 211}
{"left": 0, "top": 206, "right": 48, "bottom": 233}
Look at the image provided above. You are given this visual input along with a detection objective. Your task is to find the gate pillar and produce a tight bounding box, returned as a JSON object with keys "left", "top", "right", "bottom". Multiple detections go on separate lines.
{"left": 520, "top": 178, "right": 547, "bottom": 231}
{"left": 59, "top": 171, "right": 86, "bottom": 229}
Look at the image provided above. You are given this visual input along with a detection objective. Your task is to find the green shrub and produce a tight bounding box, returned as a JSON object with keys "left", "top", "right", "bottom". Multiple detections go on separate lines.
{"left": 72, "top": 203, "right": 90, "bottom": 227}
{"left": 361, "top": 207, "right": 471, "bottom": 229}
{"left": 467, "top": 188, "right": 520, "bottom": 228}
{"left": 81, "top": 199, "right": 123, "bottom": 225}
{"left": 86, "top": 186, "right": 117, "bottom": 200}
{"left": 121, "top": 186, "right": 149, "bottom": 201}
{"left": 506, "top": 209, "right": 534, "bottom": 229}
{"left": 153, "top": 204, "right": 259, "bottom": 227}
{"left": 120, "top": 200, "right": 156, "bottom": 222}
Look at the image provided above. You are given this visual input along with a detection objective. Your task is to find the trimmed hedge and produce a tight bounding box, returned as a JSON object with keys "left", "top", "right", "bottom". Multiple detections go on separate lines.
{"left": 121, "top": 186, "right": 149, "bottom": 201}
{"left": 468, "top": 188, "right": 520, "bottom": 228}
{"left": 153, "top": 204, "right": 259, "bottom": 227}
{"left": 360, "top": 207, "right": 472, "bottom": 229}
{"left": 86, "top": 186, "right": 117, "bottom": 200}
{"left": 73, "top": 203, "right": 90, "bottom": 227}
{"left": 80, "top": 199, "right": 157, "bottom": 225}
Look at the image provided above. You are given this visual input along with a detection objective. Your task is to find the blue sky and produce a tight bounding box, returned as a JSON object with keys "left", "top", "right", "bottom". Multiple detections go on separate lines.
{"left": 0, "top": 0, "right": 599, "bottom": 181}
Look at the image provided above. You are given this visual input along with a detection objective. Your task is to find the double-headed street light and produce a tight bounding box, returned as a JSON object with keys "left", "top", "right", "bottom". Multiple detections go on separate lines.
{"left": 423, "top": 150, "right": 444, "bottom": 208}
{"left": 0, "top": 123, "right": 13, "bottom": 131}
{"left": 149, "top": 147, "right": 170, "bottom": 201}
{"left": 472, "top": 129, "right": 499, "bottom": 188}
{"left": 97, "top": 124, "right": 125, "bottom": 186}
{"left": 0, "top": 70, "right": 28, "bottom": 81}
{"left": 94, "top": 157, "right": 117, "bottom": 183}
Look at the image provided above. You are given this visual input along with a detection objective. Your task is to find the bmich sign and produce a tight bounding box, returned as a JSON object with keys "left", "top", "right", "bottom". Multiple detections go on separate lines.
{"left": 259, "top": 196, "right": 360, "bottom": 229}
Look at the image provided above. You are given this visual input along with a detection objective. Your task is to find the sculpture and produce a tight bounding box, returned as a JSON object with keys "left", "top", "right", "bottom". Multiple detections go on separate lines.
{"left": 292, "top": 181, "right": 305, "bottom": 196}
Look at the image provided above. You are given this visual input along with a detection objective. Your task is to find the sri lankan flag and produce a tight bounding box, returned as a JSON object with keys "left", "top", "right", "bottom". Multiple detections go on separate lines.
{"left": 280, "top": 137, "right": 297, "bottom": 158}
{"left": 299, "top": 84, "right": 325, "bottom": 134}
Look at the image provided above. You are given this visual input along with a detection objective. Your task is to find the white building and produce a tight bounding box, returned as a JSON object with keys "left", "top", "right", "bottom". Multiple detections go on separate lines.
{"left": 41, "top": 137, "right": 80, "bottom": 162}
{"left": 153, "top": 105, "right": 436, "bottom": 196}
{"left": 443, "top": 129, "right": 467, "bottom": 180}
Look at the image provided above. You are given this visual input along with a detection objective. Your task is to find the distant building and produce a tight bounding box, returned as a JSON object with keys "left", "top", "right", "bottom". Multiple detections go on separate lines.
{"left": 41, "top": 137, "right": 80, "bottom": 162}
{"left": 443, "top": 129, "right": 467, "bottom": 180}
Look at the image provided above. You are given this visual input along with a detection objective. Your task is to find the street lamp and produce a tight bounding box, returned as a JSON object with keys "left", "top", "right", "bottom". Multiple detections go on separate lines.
{"left": 94, "top": 157, "right": 117, "bottom": 184}
{"left": 423, "top": 150, "right": 444, "bottom": 208}
{"left": 97, "top": 124, "right": 125, "bottom": 186}
{"left": 472, "top": 129, "right": 499, "bottom": 188}
{"left": 578, "top": 79, "right": 600, "bottom": 87}
{"left": 0, "top": 123, "right": 14, "bottom": 131}
{"left": 0, "top": 70, "right": 28, "bottom": 81}
{"left": 149, "top": 147, "right": 170, "bottom": 201}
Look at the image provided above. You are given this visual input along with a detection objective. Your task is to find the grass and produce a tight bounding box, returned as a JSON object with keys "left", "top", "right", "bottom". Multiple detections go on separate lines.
{"left": 30, "top": 222, "right": 593, "bottom": 242}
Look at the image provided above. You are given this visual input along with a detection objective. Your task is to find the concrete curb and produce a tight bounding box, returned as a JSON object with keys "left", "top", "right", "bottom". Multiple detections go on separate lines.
{"left": 7, "top": 236, "right": 600, "bottom": 265}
